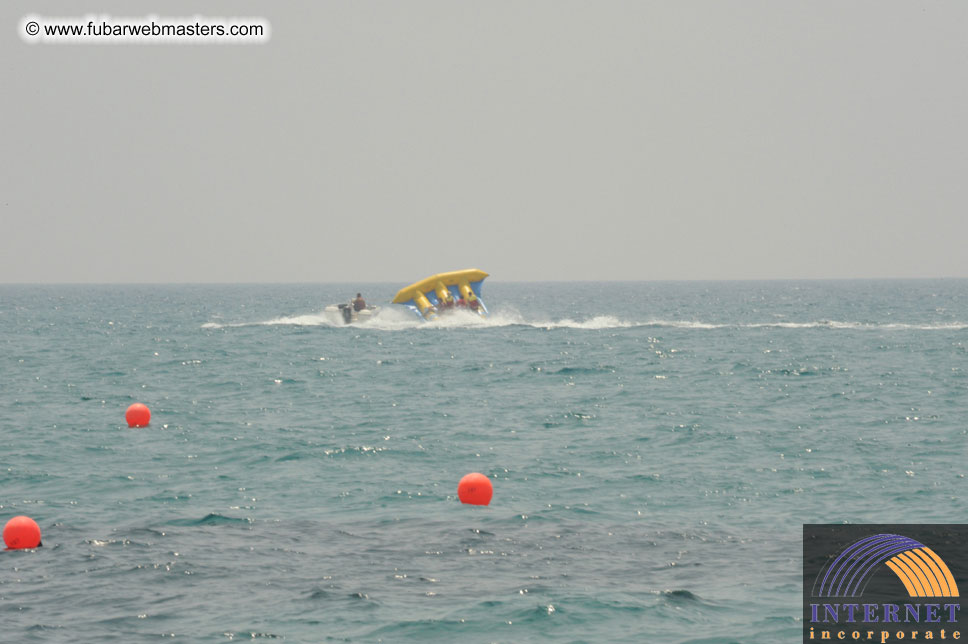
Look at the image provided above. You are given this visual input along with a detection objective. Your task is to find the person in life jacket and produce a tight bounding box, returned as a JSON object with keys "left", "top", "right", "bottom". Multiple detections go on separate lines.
{"left": 466, "top": 290, "right": 480, "bottom": 311}
{"left": 353, "top": 293, "right": 366, "bottom": 311}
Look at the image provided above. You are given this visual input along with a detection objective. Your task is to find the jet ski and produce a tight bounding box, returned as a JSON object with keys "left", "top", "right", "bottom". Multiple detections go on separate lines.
{"left": 324, "top": 302, "right": 380, "bottom": 325}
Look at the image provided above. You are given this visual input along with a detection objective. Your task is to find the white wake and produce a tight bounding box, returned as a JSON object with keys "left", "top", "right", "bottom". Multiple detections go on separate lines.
{"left": 202, "top": 309, "right": 968, "bottom": 332}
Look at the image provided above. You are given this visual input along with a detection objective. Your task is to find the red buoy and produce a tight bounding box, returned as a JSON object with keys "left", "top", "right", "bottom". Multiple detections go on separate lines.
{"left": 3, "top": 516, "right": 42, "bottom": 549}
{"left": 126, "top": 403, "right": 151, "bottom": 427}
{"left": 458, "top": 472, "right": 493, "bottom": 506}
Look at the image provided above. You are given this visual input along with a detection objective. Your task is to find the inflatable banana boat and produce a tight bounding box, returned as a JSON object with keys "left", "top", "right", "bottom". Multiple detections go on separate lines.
{"left": 392, "top": 269, "right": 489, "bottom": 320}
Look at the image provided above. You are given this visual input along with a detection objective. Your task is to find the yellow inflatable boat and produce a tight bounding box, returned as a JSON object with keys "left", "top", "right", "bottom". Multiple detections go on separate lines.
{"left": 392, "top": 269, "right": 489, "bottom": 320}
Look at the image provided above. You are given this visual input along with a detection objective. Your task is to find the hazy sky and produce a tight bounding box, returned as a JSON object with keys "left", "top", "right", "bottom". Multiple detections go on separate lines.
{"left": 3, "top": 1, "right": 966, "bottom": 283}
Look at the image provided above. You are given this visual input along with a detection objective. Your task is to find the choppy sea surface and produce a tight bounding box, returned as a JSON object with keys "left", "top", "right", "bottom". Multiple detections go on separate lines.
{"left": 1, "top": 280, "right": 966, "bottom": 643}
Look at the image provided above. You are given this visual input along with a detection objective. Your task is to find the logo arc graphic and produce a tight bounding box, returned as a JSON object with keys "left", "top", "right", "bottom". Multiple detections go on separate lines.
{"left": 814, "top": 533, "right": 960, "bottom": 598}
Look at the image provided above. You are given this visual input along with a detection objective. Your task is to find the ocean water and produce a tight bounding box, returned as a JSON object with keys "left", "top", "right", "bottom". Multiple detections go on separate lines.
{"left": 1, "top": 280, "right": 966, "bottom": 643}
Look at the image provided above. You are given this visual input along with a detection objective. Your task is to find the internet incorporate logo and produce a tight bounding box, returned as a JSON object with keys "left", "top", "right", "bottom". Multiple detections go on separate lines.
{"left": 815, "top": 534, "right": 959, "bottom": 599}
{"left": 803, "top": 525, "right": 965, "bottom": 644}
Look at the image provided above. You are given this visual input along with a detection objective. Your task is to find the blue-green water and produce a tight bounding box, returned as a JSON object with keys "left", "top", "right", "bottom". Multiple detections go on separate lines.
{"left": 2, "top": 280, "right": 966, "bottom": 643}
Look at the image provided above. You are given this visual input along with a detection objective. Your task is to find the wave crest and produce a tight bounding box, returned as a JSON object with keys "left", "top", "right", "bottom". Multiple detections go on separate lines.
{"left": 202, "top": 311, "right": 968, "bottom": 332}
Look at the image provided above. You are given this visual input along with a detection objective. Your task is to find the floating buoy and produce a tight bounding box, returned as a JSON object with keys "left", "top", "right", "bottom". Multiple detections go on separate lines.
{"left": 458, "top": 472, "right": 493, "bottom": 506}
{"left": 126, "top": 403, "right": 151, "bottom": 427}
{"left": 3, "top": 516, "right": 42, "bottom": 549}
